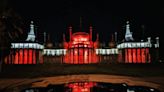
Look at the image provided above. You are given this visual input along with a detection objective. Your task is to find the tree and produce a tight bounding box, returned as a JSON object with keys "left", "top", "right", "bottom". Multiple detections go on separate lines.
{"left": 0, "top": 0, "right": 25, "bottom": 72}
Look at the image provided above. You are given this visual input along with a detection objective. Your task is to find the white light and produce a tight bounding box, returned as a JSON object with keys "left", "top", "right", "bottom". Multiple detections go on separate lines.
{"left": 127, "top": 89, "right": 135, "bottom": 92}
{"left": 56, "top": 50, "right": 60, "bottom": 55}
{"left": 63, "top": 49, "right": 67, "bottom": 55}
{"left": 52, "top": 51, "right": 55, "bottom": 56}
{"left": 95, "top": 49, "right": 99, "bottom": 54}
{"left": 43, "top": 50, "right": 47, "bottom": 55}
{"left": 102, "top": 49, "right": 105, "bottom": 55}
{"left": 150, "top": 88, "right": 155, "bottom": 91}
{"left": 11, "top": 43, "right": 44, "bottom": 49}
{"left": 47, "top": 50, "right": 51, "bottom": 55}
{"left": 122, "top": 83, "right": 127, "bottom": 86}
{"left": 106, "top": 49, "right": 110, "bottom": 55}
{"left": 115, "top": 49, "right": 118, "bottom": 54}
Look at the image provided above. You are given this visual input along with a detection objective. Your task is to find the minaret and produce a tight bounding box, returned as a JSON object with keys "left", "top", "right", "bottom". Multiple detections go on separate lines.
{"left": 125, "top": 21, "right": 134, "bottom": 41}
{"left": 109, "top": 34, "right": 115, "bottom": 48}
{"left": 69, "top": 26, "right": 72, "bottom": 41}
{"left": 63, "top": 33, "right": 66, "bottom": 42}
{"left": 46, "top": 33, "right": 53, "bottom": 48}
{"left": 43, "top": 32, "right": 46, "bottom": 44}
{"left": 96, "top": 33, "right": 99, "bottom": 41}
{"left": 155, "top": 37, "right": 159, "bottom": 48}
{"left": 79, "top": 16, "right": 82, "bottom": 31}
{"left": 89, "top": 26, "right": 93, "bottom": 41}
{"left": 114, "top": 32, "right": 117, "bottom": 44}
{"left": 26, "top": 21, "right": 36, "bottom": 42}
{"left": 141, "top": 25, "right": 145, "bottom": 41}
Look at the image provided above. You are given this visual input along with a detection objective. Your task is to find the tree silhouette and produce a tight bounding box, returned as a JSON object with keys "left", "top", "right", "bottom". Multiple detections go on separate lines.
{"left": 0, "top": 0, "right": 26, "bottom": 72}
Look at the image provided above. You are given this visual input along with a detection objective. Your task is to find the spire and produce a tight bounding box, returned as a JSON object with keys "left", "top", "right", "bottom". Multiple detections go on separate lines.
{"left": 155, "top": 37, "right": 159, "bottom": 48}
{"left": 96, "top": 33, "right": 99, "bottom": 41}
{"left": 69, "top": 26, "right": 72, "bottom": 41}
{"left": 111, "top": 34, "right": 114, "bottom": 41}
{"left": 47, "top": 33, "right": 50, "bottom": 42}
{"left": 46, "top": 33, "right": 53, "bottom": 48}
{"left": 125, "top": 21, "right": 134, "bottom": 41}
{"left": 89, "top": 26, "right": 93, "bottom": 41}
{"left": 26, "top": 21, "right": 36, "bottom": 42}
{"left": 63, "top": 33, "right": 66, "bottom": 42}
{"left": 114, "top": 32, "right": 117, "bottom": 44}
{"left": 79, "top": 16, "right": 82, "bottom": 31}
{"left": 141, "top": 25, "right": 145, "bottom": 41}
{"left": 43, "top": 32, "right": 46, "bottom": 45}
{"left": 109, "top": 34, "right": 115, "bottom": 48}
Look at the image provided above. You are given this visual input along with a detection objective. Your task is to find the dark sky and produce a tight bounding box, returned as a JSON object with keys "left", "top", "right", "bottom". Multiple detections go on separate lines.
{"left": 8, "top": 0, "right": 164, "bottom": 58}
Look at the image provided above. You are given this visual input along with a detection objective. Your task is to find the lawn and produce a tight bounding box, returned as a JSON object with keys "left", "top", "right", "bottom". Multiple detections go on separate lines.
{"left": 0, "top": 63, "right": 164, "bottom": 78}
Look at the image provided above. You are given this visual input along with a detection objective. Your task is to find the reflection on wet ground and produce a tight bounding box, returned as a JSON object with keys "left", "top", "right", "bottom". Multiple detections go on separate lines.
{"left": 21, "top": 82, "right": 160, "bottom": 92}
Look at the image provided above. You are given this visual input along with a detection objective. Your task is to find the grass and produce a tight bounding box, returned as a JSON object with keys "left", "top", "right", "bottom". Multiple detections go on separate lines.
{"left": 0, "top": 63, "right": 164, "bottom": 78}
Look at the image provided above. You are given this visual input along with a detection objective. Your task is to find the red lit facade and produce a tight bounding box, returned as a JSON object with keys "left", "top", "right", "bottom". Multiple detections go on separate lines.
{"left": 117, "top": 42, "right": 153, "bottom": 63}
{"left": 5, "top": 43, "right": 44, "bottom": 64}
{"left": 124, "top": 48, "right": 151, "bottom": 63}
{"left": 63, "top": 26, "right": 99, "bottom": 64}
{"left": 4, "top": 21, "right": 160, "bottom": 64}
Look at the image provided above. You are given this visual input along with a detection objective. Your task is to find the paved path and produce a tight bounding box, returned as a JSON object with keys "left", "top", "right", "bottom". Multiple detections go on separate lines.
{"left": 0, "top": 74, "right": 164, "bottom": 92}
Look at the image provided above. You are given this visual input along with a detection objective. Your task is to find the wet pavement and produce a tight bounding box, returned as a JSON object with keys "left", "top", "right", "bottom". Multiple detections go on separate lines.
{"left": 0, "top": 74, "right": 164, "bottom": 92}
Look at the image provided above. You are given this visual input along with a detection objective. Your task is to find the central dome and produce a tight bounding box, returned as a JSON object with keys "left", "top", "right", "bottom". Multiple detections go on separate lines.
{"left": 73, "top": 32, "right": 89, "bottom": 36}
{"left": 72, "top": 32, "right": 90, "bottom": 42}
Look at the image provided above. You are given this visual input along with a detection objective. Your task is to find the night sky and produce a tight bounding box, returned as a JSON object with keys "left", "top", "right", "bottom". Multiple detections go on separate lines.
{"left": 7, "top": 0, "right": 164, "bottom": 58}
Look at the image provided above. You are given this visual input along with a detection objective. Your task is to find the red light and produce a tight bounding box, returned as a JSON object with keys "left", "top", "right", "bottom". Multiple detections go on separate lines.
{"left": 125, "top": 48, "right": 150, "bottom": 63}
{"left": 133, "top": 49, "right": 136, "bottom": 63}
{"left": 14, "top": 49, "right": 36, "bottom": 64}
{"left": 137, "top": 49, "right": 141, "bottom": 63}
{"left": 64, "top": 32, "right": 99, "bottom": 64}
{"left": 67, "top": 82, "right": 96, "bottom": 92}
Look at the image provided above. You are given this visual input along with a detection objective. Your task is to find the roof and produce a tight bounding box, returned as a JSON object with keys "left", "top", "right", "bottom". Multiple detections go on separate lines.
{"left": 73, "top": 32, "right": 89, "bottom": 36}
{"left": 117, "top": 42, "right": 152, "bottom": 49}
{"left": 11, "top": 43, "right": 44, "bottom": 49}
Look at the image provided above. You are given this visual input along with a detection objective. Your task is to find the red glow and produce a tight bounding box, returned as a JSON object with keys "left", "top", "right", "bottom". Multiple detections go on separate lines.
{"left": 132, "top": 49, "right": 136, "bottom": 63}
{"left": 125, "top": 49, "right": 128, "bottom": 63}
{"left": 67, "top": 82, "right": 96, "bottom": 92}
{"left": 128, "top": 49, "right": 132, "bottom": 63}
{"left": 147, "top": 48, "right": 151, "bottom": 63}
{"left": 141, "top": 49, "right": 145, "bottom": 63}
{"left": 125, "top": 48, "right": 151, "bottom": 63}
{"left": 14, "top": 49, "right": 36, "bottom": 64}
{"left": 118, "top": 51, "right": 122, "bottom": 63}
{"left": 137, "top": 49, "right": 141, "bottom": 63}
{"left": 64, "top": 32, "right": 99, "bottom": 64}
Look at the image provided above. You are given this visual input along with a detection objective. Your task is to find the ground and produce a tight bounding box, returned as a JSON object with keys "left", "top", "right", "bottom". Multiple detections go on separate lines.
{"left": 0, "top": 63, "right": 164, "bottom": 91}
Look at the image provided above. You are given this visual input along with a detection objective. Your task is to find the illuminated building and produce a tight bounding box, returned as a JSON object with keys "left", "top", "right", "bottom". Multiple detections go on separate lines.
{"left": 5, "top": 21, "right": 160, "bottom": 64}
{"left": 117, "top": 21, "right": 151, "bottom": 63}
{"left": 5, "top": 21, "right": 44, "bottom": 64}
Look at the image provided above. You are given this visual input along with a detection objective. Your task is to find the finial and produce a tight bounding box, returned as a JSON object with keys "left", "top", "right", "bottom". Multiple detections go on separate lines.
{"left": 126, "top": 21, "right": 129, "bottom": 24}
{"left": 96, "top": 33, "right": 99, "bottom": 41}
{"left": 89, "top": 25, "right": 93, "bottom": 41}
{"left": 111, "top": 34, "right": 114, "bottom": 42}
{"left": 79, "top": 16, "right": 82, "bottom": 31}
{"left": 63, "top": 33, "right": 66, "bottom": 42}
{"left": 31, "top": 21, "right": 34, "bottom": 24}
{"left": 69, "top": 26, "right": 72, "bottom": 29}
{"left": 69, "top": 26, "right": 72, "bottom": 41}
